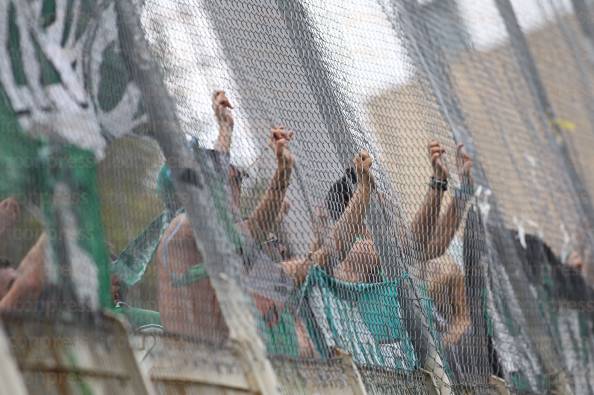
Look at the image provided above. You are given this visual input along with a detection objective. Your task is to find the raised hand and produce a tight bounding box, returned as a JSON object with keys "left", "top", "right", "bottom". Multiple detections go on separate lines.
{"left": 213, "top": 90, "right": 235, "bottom": 154}
{"left": 455, "top": 143, "right": 473, "bottom": 186}
{"left": 353, "top": 150, "right": 375, "bottom": 190}
{"left": 212, "top": 90, "right": 234, "bottom": 130}
{"left": 244, "top": 127, "right": 294, "bottom": 243}
{"left": 428, "top": 140, "right": 448, "bottom": 180}
{"left": 270, "top": 126, "right": 294, "bottom": 170}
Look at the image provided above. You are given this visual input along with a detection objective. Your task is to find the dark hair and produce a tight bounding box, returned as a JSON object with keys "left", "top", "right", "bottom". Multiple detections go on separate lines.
{"left": 0, "top": 258, "right": 12, "bottom": 269}
{"left": 326, "top": 167, "right": 357, "bottom": 221}
{"left": 158, "top": 139, "right": 246, "bottom": 213}
{"left": 511, "top": 230, "right": 591, "bottom": 301}
{"left": 190, "top": 141, "right": 246, "bottom": 185}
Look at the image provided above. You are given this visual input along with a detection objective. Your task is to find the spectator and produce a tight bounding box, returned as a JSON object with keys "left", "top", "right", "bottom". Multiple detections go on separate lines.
{"left": 156, "top": 91, "right": 299, "bottom": 340}
{"left": 155, "top": 91, "right": 377, "bottom": 355}
{"left": 513, "top": 231, "right": 593, "bottom": 303}
{"left": 311, "top": 144, "right": 477, "bottom": 383}
{"left": 326, "top": 142, "right": 474, "bottom": 267}
{"left": 0, "top": 259, "right": 17, "bottom": 301}
{"left": 0, "top": 203, "right": 130, "bottom": 313}
{"left": 322, "top": 141, "right": 474, "bottom": 345}
{"left": 0, "top": 198, "right": 20, "bottom": 302}
{"left": 0, "top": 197, "right": 46, "bottom": 311}
{"left": 280, "top": 150, "right": 376, "bottom": 284}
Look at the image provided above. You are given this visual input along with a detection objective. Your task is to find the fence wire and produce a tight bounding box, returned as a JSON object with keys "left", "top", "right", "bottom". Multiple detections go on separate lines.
{"left": 1, "top": 0, "right": 594, "bottom": 394}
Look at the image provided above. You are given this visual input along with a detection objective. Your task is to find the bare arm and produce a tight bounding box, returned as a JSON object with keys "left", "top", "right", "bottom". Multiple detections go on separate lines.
{"left": 0, "top": 234, "right": 47, "bottom": 311}
{"left": 280, "top": 152, "right": 376, "bottom": 285}
{"left": 426, "top": 262, "right": 471, "bottom": 345}
{"left": 268, "top": 199, "right": 290, "bottom": 238}
{"left": 309, "top": 152, "right": 375, "bottom": 269}
{"left": 281, "top": 257, "right": 313, "bottom": 285}
{"left": 411, "top": 187, "right": 445, "bottom": 251}
{"left": 283, "top": 200, "right": 378, "bottom": 286}
{"left": 309, "top": 207, "right": 329, "bottom": 253}
{"left": 334, "top": 238, "right": 380, "bottom": 283}
{"left": 423, "top": 144, "right": 474, "bottom": 261}
{"left": 410, "top": 141, "right": 448, "bottom": 254}
{"left": 212, "top": 91, "right": 234, "bottom": 154}
{"left": 331, "top": 151, "right": 374, "bottom": 261}
{"left": 441, "top": 268, "right": 471, "bottom": 345}
{"left": 423, "top": 193, "right": 469, "bottom": 260}
{"left": 244, "top": 127, "right": 294, "bottom": 242}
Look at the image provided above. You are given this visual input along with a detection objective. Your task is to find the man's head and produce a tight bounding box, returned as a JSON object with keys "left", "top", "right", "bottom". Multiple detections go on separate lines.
{"left": 326, "top": 167, "right": 357, "bottom": 221}
{"left": 188, "top": 136, "right": 247, "bottom": 211}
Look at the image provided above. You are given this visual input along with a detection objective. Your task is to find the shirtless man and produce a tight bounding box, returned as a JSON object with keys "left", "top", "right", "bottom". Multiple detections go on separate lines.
{"left": 156, "top": 91, "right": 377, "bottom": 346}
{"left": 156, "top": 91, "right": 298, "bottom": 339}
{"left": 0, "top": 197, "right": 47, "bottom": 311}
{"left": 322, "top": 141, "right": 474, "bottom": 344}
{"left": 0, "top": 198, "right": 20, "bottom": 301}
{"left": 421, "top": 142, "right": 474, "bottom": 345}
{"left": 282, "top": 150, "right": 376, "bottom": 284}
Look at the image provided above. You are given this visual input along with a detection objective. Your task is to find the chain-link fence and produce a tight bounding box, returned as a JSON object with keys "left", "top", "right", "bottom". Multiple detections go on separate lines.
{"left": 1, "top": 0, "right": 594, "bottom": 394}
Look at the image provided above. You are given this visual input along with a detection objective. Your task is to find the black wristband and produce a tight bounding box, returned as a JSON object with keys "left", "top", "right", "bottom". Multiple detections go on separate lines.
{"left": 430, "top": 176, "right": 448, "bottom": 191}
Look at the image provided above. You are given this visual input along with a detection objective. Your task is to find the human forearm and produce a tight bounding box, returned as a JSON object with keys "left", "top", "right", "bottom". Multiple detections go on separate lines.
{"left": 0, "top": 234, "right": 46, "bottom": 311}
{"left": 442, "top": 270, "right": 470, "bottom": 345}
{"left": 246, "top": 164, "right": 292, "bottom": 242}
{"left": 281, "top": 257, "right": 312, "bottom": 285}
{"left": 424, "top": 189, "right": 470, "bottom": 260}
{"left": 334, "top": 238, "right": 380, "bottom": 283}
{"left": 330, "top": 152, "right": 375, "bottom": 260}
{"left": 214, "top": 124, "right": 233, "bottom": 153}
{"left": 412, "top": 140, "right": 450, "bottom": 253}
{"left": 411, "top": 186, "right": 443, "bottom": 249}
{"left": 332, "top": 179, "right": 372, "bottom": 260}
{"left": 212, "top": 91, "right": 234, "bottom": 153}
{"left": 268, "top": 200, "right": 289, "bottom": 237}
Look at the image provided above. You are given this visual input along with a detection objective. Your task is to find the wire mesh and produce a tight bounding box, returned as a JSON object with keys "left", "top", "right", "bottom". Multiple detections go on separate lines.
{"left": 1, "top": 0, "right": 594, "bottom": 394}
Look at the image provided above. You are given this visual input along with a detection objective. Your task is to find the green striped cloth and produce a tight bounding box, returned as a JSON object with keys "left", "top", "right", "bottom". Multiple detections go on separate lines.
{"left": 300, "top": 266, "right": 418, "bottom": 370}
